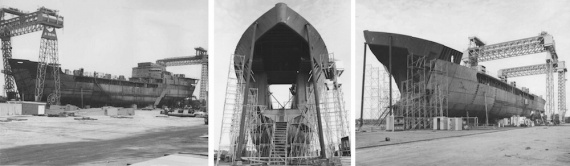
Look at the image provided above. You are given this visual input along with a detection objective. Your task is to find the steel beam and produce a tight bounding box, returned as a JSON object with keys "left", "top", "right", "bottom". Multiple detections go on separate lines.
{"left": 359, "top": 43, "right": 367, "bottom": 129}
{"left": 465, "top": 32, "right": 557, "bottom": 68}
{"left": 306, "top": 24, "right": 327, "bottom": 159}
{"left": 497, "top": 63, "right": 549, "bottom": 78}
{"left": 558, "top": 68, "right": 567, "bottom": 122}
{"left": 155, "top": 56, "right": 203, "bottom": 66}
{"left": 235, "top": 22, "right": 257, "bottom": 160}
{"left": 0, "top": 7, "right": 64, "bottom": 38}
{"left": 546, "top": 59, "right": 555, "bottom": 120}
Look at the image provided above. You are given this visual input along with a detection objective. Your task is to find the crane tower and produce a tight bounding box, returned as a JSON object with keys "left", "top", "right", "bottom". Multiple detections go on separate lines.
{"left": 1, "top": 7, "right": 64, "bottom": 104}
{"left": 156, "top": 47, "right": 208, "bottom": 102}
{"left": 465, "top": 32, "right": 566, "bottom": 122}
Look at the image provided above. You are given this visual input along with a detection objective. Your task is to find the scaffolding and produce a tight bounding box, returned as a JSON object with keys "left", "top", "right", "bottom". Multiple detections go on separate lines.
{"left": 399, "top": 54, "right": 449, "bottom": 130}
{"left": 217, "top": 54, "right": 246, "bottom": 165}
{"left": 218, "top": 53, "right": 351, "bottom": 165}
{"left": 321, "top": 80, "right": 350, "bottom": 164}
{"left": 375, "top": 68, "right": 398, "bottom": 126}
{"left": 363, "top": 65, "right": 380, "bottom": 120}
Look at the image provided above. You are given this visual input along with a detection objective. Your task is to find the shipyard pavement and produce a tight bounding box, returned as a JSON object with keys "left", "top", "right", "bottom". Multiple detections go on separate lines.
{"left": 356, "top": 125, "right": 570, "bottom": 165}
{"left": 0, "top": 110, "right": 207, "bottom": 165}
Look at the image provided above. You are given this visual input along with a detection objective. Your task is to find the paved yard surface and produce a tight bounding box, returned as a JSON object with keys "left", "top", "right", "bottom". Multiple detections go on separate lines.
{"left": 356, "top": 125, "right": 517, "bottom": 148}
{"left": 0, "top": 110, "right": 207, "bottom": 165}
{"left": 356, "top": 124, "right": 570, "bottom": 165}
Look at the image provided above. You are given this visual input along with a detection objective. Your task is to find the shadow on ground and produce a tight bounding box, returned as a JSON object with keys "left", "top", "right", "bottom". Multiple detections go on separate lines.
{"left": 0, "top": 125, "right": 207, "bottom": 165}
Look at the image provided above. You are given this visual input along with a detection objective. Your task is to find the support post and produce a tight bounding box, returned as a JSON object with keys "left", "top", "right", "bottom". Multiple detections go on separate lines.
{"left": 359, "top": 43, "right": 367, "bottom": 129}
{"left": 235, "top": 23, "right": 257, "bottom": 160}
{"left": 2, "top": 37, "right": 19, "bottom": 100}
{"left": 81, "top": 88, "right": 84, "bottom": 108}
{"left": 35, "top": 27, "right": 60, "bottom": 104}
{"left": 389, "top": 36, "right": 393, "bottom": 117}
{"left": 484, "top": 90, "right": 488, "bottom": 126}
{"left": 305, "top": 24, "right": 327, "bottom": 160}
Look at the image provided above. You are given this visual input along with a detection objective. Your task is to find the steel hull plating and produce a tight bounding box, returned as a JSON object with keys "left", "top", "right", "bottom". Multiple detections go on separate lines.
{"left": 436, "top": 60, "right": 544, "bottom": 119}
{"left": 364, "top": 31, "right": 545, "bottom": 119}
{"left": 8, "top": 59, "right": 195, "bottom": 107}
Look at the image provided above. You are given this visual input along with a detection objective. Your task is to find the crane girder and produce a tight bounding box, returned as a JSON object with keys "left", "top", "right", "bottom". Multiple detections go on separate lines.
{"left": 155, "top": 55, "right": 204, "bottom": 66}
{"left": 0, "top": 7, "right": 64, "bottom": 38}
{"left": 1, "top": 7, "right": 63, "bottom": 103}
{"left": 497, "top": 63, "right": 550, "bottom": 78}
{"left": 155, "top": 48, "right": 208, "bottom": 101}
{"left": 498, "top": 61, "right": 565, "bottom": 78}
{"left": 0, "top": 8, "right": 26, "bottom": 16}
{"left": 474, "top": 32, "right": 564, "bottom": 122}
{"left": 465, "top": 32, "right": 558, "bottom": 67}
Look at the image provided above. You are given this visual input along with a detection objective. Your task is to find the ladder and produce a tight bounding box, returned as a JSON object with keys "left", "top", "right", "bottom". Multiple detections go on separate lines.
{"left": 154, "top": 89, "right": 168, "bottom": 108}
{"left": 376, "top": 107, "right": 390, "bottom": 126}
{"left": 269, "top": 122, "right": 288, "bottom": 165}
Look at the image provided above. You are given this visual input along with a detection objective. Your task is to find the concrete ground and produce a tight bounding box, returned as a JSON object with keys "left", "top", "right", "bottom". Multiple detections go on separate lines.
{"left": 356, "top": 124, "right": 570, "bottom": 165}
{"left": 216, "top": 156, "right": 351, "bottom": 166}
{"left": 0, "top": 110, "right": 207, "bottom": 165}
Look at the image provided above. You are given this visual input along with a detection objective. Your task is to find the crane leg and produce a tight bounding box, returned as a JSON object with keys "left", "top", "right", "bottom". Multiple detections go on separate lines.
{"left": 2, "top": 37, "right": 19, "bottom": 100}
{"left": 34, "top": 27, "right": 60, "bottom": 105}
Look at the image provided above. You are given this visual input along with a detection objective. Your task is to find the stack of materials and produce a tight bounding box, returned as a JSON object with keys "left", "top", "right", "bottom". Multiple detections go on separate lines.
{"left": 46, "top": 104, "right": 80, "bottom": 115}
{"left": 1, "top": 101, "right": 46, "bottom": 115}
{"left": 104, "top": 107, "right": 135, "bottom": 116}
{"left": 0, "top": 103, "right": 22, "bottom": 116}
{"left": 76, "top": 108, "right": 106, "bottom": 116}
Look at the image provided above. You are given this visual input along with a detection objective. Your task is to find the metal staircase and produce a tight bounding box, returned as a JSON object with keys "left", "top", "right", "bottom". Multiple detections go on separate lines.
{"left": 269, "top": 122, "right": 288, "bottom": 165}
{"left": 375, "top": 107, "right": 390, "bottom": 126}
{"left": 153, "top": 89, "right": 168, "bottom": 107}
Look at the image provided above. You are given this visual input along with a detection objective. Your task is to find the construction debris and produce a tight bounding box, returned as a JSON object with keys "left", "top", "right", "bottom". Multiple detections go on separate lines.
{"left": 74, "top": 117, "right": 97, "bottom": 121}
{"left": 111, "top": 115, "right": 134, "bottom": 119}
{"left": 0, "top": 118, "right": 28, "bottom": 122}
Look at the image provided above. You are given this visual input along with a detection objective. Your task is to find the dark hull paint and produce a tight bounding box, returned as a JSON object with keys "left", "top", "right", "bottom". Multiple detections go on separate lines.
{"left": 363, "top": 31, "right": 545, "bottom": 119}
{"left": 8, "top": 59, "right": 195, "bottom": 108}
{"left": 232, "top": 3, "right": 329, "bottom": 159}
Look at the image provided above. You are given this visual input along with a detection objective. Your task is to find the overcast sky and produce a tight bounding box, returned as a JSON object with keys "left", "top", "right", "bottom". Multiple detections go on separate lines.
{"left": 0, "top": 0, "right": 208, "bottom": 97}
{"left": 355, "top": 0, "right": 570, "bottom": 119}
{"left": 212, "top": 0, "right": 351, "bottom": 149}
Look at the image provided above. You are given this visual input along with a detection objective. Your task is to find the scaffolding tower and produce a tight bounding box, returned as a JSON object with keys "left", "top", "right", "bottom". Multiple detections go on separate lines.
{"left": 320, "top": 55, "right": 349, "bottom": 164}
{"left": 217, "top": 53, "right": 349, "bottom": 165}
{"left": 363, "top": 65, "right": 380, "bottom": 120}
{"left": 375, "top": 68, "right": 399, "bottom": 126}
{"left": 217, "top": 54, "right": 246, "bottom": 165}
{"left": 399, "top": 54, "right": 449, "bottom": 130}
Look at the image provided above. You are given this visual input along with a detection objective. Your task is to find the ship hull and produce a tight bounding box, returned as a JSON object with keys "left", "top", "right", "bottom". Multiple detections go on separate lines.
{"left": 363, "top": 31, "right": 545, "bottom": 120}
{"left": 436, "top": 60, "right": 544, "bottom": 119}
{"left": 8, "top": 59, "right": 195, "bottom": 108}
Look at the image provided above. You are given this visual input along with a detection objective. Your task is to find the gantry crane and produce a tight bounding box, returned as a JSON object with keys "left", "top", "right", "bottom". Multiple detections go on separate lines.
{"left": 1, "top": 7, "right": 64, "bottom": 104}
{"left": 156, "top": 47, "right": 208, "bottom": 103}
{"left": 463, "top": 32, "right": 565, "bottom": 122}
{"left": 497, "top": 62, "right": 567, "bottom": 122}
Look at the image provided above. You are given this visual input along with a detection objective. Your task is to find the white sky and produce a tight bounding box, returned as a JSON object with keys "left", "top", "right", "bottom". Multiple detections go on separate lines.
{"left": 355, "top": 0, "right": 570, "bottom": 119}
{"left": 212, "top": 0, "right": 351, "bottom": 149}
{"left": 0, "top": 0, "right": 208, "bottom": 97}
